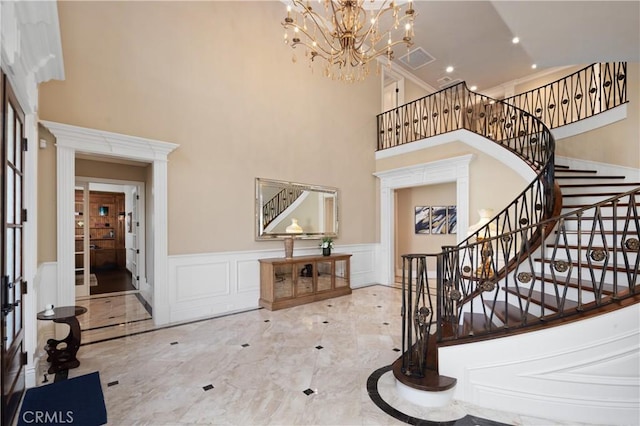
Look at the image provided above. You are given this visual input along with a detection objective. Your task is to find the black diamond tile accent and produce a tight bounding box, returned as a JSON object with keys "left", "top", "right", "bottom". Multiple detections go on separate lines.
{"left": 241, "top": 343, "right": 250, "bottom": 347}
{"left": 393, "top": 348, "right": 401, "bottom": 352}
{"left": 108, "top": 316, "right": 116, "bottom": 319}
{"left": 315, "top": 345, "right": 323, "bottom": 350}
{"left": 383, "top": 322, "right": 389, "bottom": 325}
{"left": 170, "top": 341, "right": 179, "bottom": 345}
{"left": 303, "top": 388, "right": 314, "bottom": 396}
{"left": 322, "top": 321, "right": 329, "bottom": 324}
{"left": 327, "top": 304, "right": 333, "bottom": 307}
{"left": 264, "top": 319, "right": 270, "bottom": 322}
{"left": 203, "top": 384, "right": 214, "bottom": 391}
{"left": 376, "top": 305, "right": 382, "bottom": 308}
{"left": 107, "top": 381, "right": 119, "bottom": 387}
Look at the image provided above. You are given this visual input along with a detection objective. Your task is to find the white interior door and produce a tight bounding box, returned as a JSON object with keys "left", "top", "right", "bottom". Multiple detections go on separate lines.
{"left": 129, "top": 187, "right": 140, "bottom": 290}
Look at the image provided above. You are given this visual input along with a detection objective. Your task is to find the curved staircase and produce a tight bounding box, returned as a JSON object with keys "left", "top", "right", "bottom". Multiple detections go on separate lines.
{"left": 376, "top": 62, "right": 638, "bottom": 423}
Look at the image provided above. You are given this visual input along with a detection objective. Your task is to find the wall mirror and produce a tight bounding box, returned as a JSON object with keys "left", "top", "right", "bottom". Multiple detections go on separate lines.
{"left": 255, "top": 178, "right": 339, "bottom": 240}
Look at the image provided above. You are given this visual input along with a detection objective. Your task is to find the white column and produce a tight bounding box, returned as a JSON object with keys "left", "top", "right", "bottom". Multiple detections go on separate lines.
{"left": 152, "top": 159, "right": 170, "bottom": 325}
{"left": 56, "top": 144, "right": 76, "bottom": 307}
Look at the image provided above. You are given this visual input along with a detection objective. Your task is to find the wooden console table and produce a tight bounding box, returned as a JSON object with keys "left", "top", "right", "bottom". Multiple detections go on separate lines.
{"left": 259, "top": 253, "right": 352, "bottom": 311}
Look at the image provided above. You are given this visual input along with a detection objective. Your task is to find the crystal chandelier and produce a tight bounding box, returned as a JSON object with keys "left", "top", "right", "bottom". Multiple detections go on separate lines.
{"left": 282, "top": 0, "right": 416, "bottom": 82}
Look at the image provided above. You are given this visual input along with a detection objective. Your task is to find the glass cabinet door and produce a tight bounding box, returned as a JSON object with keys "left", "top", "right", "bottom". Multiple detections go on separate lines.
{"left": 294, "top": 262, "right": 314, "bottom": 296}
{"left": 316, "top": 260, "right": 333, "bottom": 292}
{"left": 335, "top": 259, "right": 349, "bottom": 288}
{"left": 273, "top": 264, "right": 294, "bottom": 300}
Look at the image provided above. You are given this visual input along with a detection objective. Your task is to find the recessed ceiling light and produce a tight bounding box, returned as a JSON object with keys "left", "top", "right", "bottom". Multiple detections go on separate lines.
{"left": 446, "top": 66, "right": 454, "bottom": 73}
{"left": 512, "top": 37, "right": 520, "bottom": 44}
{"left": 531, "top": 64, "right": 537, "bottom": 69}
{"left": 470, "top": 85, "right": 477, "bottom": 91}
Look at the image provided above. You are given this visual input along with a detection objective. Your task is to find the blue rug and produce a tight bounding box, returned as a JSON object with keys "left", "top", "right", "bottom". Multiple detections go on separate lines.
{"left": 18, "top": 371, "right": 107, "bottom": 426}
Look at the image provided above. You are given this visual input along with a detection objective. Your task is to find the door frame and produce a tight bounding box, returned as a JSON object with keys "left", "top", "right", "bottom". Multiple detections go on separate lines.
{"left": 40, "top": 120, "right": 177, "bottom": 325}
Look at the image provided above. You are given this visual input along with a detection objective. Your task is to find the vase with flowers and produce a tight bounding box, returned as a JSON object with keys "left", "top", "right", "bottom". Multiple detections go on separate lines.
{"left": 320, "top": 237, "right": 334, "bottom": 256}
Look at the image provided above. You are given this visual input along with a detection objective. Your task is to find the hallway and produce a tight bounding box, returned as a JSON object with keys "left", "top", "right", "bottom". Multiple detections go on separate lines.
{"left": 90, "top": 268, "right": 136, "bottom": 295}
{"left": 76, "top": 292, "right": 154, "bottom": 345}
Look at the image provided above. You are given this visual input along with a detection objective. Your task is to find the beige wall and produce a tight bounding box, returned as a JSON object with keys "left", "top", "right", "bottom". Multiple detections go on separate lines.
{"left": 405, "top": 78, "right": 430, "bottom": 104}
{"left": 75, "top": 159, "right": 148, "bottom": 183}
{"left": 38, "top": 1, "right": 379, "bottom": 257}
{"left": 396, "top": 183, "right": 457, "bottom": 271}
{"left": 37, "top": 124, "right": 57, "bottom": 263}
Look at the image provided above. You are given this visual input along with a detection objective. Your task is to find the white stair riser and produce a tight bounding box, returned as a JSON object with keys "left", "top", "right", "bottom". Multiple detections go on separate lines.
{"left": 549, "top": 233, "right": 637, "bottom": 246}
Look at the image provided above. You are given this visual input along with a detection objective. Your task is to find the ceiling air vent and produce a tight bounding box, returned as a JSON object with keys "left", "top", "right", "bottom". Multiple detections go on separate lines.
{"left": 438, "top": 77, "right": 463, "bottom": 89}
{"left": 398, "top": 47, "right": 435, "bottom": 70}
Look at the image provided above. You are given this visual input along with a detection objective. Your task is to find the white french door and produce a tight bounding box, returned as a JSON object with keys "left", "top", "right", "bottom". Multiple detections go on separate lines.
{"left": 74, "top": 182, "right": 90, "bottom": 298}
{"left": 129, "top": 186, "right": 140, "bottom": 290}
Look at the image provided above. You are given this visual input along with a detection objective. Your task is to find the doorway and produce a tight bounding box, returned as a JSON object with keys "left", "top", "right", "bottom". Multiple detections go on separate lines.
{"left": 75, "top": 180, "right": 145, "bottom": 298}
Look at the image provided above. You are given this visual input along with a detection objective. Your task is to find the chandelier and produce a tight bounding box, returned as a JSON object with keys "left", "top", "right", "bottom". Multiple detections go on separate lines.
{"left": 282, "top": 0, "right": 416, "bottom": 82}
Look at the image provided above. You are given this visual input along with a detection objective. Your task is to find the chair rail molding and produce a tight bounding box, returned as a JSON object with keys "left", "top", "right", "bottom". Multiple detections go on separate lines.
{"left": 41, "top": 120, "right": 178, "bottom": 325}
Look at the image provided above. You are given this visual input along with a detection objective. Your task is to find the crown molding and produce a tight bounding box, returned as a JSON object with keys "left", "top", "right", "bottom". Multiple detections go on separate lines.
{"left": 1, "top": 0, "right": 64, "bottom": 112}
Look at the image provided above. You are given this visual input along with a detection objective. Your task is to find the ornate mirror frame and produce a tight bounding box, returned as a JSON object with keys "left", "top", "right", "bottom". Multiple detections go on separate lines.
{"left": 255, "top": 178, "right": 339, "bottom": 240}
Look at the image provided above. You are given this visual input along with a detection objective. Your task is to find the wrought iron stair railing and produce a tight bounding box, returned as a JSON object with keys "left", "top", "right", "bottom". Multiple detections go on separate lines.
{"left": 381, "top": 62, "right": 632, "bottom": 381}
{"left": 262, "top": 187, "right": 304, "bottom": 229}
{"left": 440, "top": 186, "right": 639, "bottom": 342}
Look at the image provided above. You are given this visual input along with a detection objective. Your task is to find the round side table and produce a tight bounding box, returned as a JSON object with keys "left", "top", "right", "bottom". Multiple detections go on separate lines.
{"left": 37, "top": 306, "right": 87, "bottom": 374}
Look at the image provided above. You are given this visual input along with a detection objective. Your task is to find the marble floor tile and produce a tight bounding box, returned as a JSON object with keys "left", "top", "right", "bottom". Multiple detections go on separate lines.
{"left": 51, "top": 285, "right": 586, "bottom": 425}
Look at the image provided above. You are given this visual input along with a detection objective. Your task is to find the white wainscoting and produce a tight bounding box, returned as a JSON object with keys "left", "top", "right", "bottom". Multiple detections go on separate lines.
{"left": 438, "top": 304, "right": 640, "bottom": 425}
{"left": 167, "top": 244, "right": 378, "bottom": 323}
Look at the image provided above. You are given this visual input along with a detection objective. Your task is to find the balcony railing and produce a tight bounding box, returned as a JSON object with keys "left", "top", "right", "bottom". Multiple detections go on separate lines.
{"left": 503, "top": 62, "right": 628, "bottom": 129}
{"left": 377, "top": 62, "right": 627, "bottom": 152}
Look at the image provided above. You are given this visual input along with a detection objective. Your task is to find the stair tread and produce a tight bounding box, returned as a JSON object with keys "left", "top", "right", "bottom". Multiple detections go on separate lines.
{"left": 562, "top": 191, "right": 632, "bottom": 197}
{"left": 547, "top": 243, "right": 638, "bottom": 250}
{"left": 555, "top": 175, "right": 627, "bottom": 180}
{"left": 555, "top": 169, "right": 598, "bottom": 174}
{"left": 560, "top": 182, "right": 640, "bottom": 188}
{"left": 461, "top": 313, "right": 495, "bottom": 336}
{"left": 560, "top": 215, "right": 639, "bottom": 220}
{"left": 534, "top": 257, "right": 633, "bottom": 272}
{"left": 529, "top": 273, "right": 617, "bottom": 295}
{"left": 554, "top": 229, "right": 627, "bottom": 235}
{"left": 485, "top": 301, "right": 540, "bottom": 327}
{"left": 391, "top": 355, "right": 457, "bottom": 392}
{"left": 504, "top": 287, "right": 579, "bottom": 312}
{"left": 563, "top": 203, "right": 632, "bottom": 208}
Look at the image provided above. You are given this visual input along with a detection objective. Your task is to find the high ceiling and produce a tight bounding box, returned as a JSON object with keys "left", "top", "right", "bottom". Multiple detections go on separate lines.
{"left": 390, "top": 1, "right": 640, "bottom": 93}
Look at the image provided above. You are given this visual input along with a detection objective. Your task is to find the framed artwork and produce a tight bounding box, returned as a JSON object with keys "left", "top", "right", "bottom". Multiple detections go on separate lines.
{"left": 447, "top": 206, "right": 457, "bottom": 234}
{"left": 414, "top": 206, "right": 430, "bottom": 234}
{"left": 431, "top": 206, "right": 448, "bottom": 234}
{"left": 98, "top": 205, "right": 109, "bottom": 216}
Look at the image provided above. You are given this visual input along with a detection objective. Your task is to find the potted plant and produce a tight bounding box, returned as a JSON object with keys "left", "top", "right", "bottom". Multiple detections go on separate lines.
{"left": 320, "top": 237, "right": 334, "bottom": 256}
